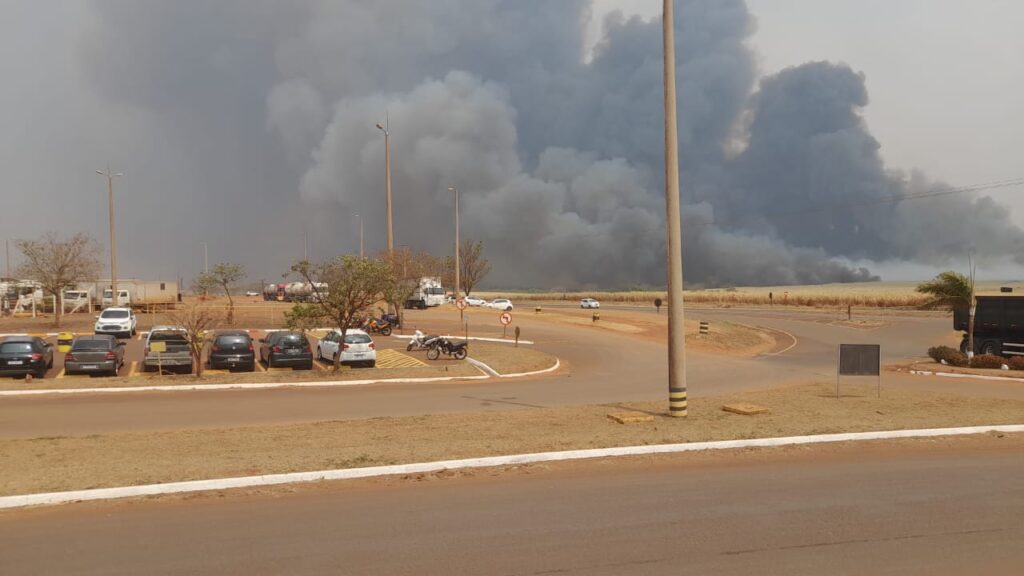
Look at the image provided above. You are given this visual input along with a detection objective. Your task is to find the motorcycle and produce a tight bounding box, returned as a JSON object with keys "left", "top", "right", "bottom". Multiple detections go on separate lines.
{"left": 381, "top": 312, "right": 401, "bottom": 328}
{"left": 426, "top": 337, "right": 468, "bottom": 361}
{"left": 407, "top": 330, "right": 442, "bottom": 352}
{"left": 361, "top": 317, "right": 393, "bottom": 337}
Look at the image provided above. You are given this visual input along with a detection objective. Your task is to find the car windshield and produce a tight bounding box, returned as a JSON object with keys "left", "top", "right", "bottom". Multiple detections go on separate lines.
{"left": 216, "top": 335, "right": 250, "bottom": 345}
{"left": 278, "top": 334, "right": 308, "bottom": 345}
{"left": 101, "top": 310, "right": 130, "bottom": 319}
{"left": 344, "top": 334, "right": 372, "bottom": 344}
{"left": 150, "top": 332, "right": 188, "bottom": 343}
{"left": 0, "top": 342, "right": 33, "bottom": 353}
{"left": 72, "top": 339, "right": 110, "bottom": 351}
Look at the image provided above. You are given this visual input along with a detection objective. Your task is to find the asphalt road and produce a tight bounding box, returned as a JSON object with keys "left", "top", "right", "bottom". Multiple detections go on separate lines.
{"left": 1, "top": 305, "right": 1011, "bottom": 439}
{"left": 2, "top": 437, "right": 1021, "bottom": 575}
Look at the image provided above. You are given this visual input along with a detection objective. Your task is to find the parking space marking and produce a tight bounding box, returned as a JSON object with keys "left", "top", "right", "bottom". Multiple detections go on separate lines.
{"left": 375, "top": 349, "right": 427, "bottom": 369}
{"left": 55, "top": 369, "right": 65, "bottom": 379}
{"left": 254, "top": 361, "right": 266, "bottom": 373}
{"left": 128, "top": 362, "right": 139, "bottom": 377}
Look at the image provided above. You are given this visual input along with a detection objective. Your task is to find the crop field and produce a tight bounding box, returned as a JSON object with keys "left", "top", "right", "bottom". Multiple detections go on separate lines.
{"left": 476, "top": 280, "right": 1024, "bottom": 309}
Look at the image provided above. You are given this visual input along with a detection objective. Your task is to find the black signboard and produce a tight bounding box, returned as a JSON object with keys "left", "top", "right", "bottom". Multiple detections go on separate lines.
{"left": 837, "top": 344, "right": 881, "bottom": 398}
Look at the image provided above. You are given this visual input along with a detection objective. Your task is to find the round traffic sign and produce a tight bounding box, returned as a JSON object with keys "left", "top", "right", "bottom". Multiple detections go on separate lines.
{"left": 500, "top": 312, "right": 512, "bottom": 326}
{"left": 456, "top": 298, "right": 467, "bottom": 310}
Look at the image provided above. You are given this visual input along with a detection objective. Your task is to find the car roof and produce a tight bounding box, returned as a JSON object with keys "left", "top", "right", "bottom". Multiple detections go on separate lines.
{"left": 331, "top": 328, "right": 369, "bottom": 336}
{"left": 0, "top": 336, "right": 38, "bottom": 343}
{"left": 76, "top": 334, "right": 116, "bottom": 341}
{"left": 149, "top": 325, "right": 186, "bottom": 333}
{"left": 101, "top": 307, "right": 132, "bottom": 312}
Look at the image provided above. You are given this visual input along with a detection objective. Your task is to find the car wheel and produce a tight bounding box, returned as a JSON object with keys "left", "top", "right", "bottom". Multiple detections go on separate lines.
{"left": 981, "top": 340, "right": 1001, "bottom": 356}
{"left": 367, "top": 361, "right": 376, "bottom": 368}
{"left": 506, "top": 306, "right": 512, "bottom": 311}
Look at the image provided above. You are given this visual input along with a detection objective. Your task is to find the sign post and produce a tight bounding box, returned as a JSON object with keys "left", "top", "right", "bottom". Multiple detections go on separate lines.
{"left": 500, "top": 312, "right": 512, "bottom": 338}
{"left": 456, "top": 297, "right": 467, "bottom": 323}
{"left": 151, "top": 340, "right": 167, "bottom": 377}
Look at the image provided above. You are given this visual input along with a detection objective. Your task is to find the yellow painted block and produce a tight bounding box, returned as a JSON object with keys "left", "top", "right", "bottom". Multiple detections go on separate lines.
{"left": 722, "top": 403, "right": 770, "bottom": 416}
{"left": 607, "top": 412, "right": 656, "bottom": 424}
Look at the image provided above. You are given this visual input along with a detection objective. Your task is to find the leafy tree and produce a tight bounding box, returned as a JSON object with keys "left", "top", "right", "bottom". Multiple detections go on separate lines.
{"left": 197, "top": 263, "right": 246, "bottom": 325}
{"left": 15, "top": 232, "right": 102, "bottom": 327}
{"left": 288, "top": 256, "right": 394, "bottom": 370}
{"left": 459, "top": 239, "right": 492, "bottom": 296}
{"left": 917, "top": 271, "right": 974, "bottom": 354}
{"left": 379, "top": 247, "right": 441, "bottom": 328}
{"left": 164, "top": 302, "right": 222, "bottom": 377}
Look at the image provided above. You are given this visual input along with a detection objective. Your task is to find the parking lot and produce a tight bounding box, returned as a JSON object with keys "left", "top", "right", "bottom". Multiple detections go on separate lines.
{"left": 1, "top": 328, "right": 429, "bottom": 381}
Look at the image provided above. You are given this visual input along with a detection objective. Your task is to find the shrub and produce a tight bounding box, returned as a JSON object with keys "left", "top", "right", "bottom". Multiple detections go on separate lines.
{"left": 928, "top": 346, "right": 968, "bottom": 367}
{"left": 970, "top": 354, "right": 1006, "bottom": 369}
{"left": 1006, "top": 356, "right": 1024, "bottom": 371}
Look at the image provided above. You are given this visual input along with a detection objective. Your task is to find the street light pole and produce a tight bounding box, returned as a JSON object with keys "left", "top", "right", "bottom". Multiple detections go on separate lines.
{"left": 448, "top": 187, "right": 460, "bottom": 298}
{"left": 355, "top": 214, "right": 364, "bottom": 259}
{"left": 375, "top": 121, "right": 394, "bottom": 255}
{"left": 663, "top": 0, "right": 687, "bottom": 417}
{"left": 96, "top": 165, "right": 123, "bottom": 304}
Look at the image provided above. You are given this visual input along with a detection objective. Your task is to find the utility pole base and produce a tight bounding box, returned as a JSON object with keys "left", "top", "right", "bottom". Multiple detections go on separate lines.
{"left": 669, "top": 387, "right": 688, "bottom": 417}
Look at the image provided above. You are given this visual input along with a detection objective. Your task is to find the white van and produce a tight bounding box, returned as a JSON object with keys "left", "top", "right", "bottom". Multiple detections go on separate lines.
{"left": 101, "top": 289, "right": 131, "bottom": 308}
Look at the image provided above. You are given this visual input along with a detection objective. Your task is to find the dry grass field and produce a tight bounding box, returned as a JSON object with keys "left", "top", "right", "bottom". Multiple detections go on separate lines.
{"left": 476, "top": 280, "right": 1024, "bottom": 309}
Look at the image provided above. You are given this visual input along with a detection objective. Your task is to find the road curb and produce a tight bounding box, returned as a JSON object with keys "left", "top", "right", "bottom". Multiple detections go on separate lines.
{"left": 392, "top": 335, "right": 535, "bottom": 345}
{"left": 0, "top": 374, "right": 491, "bottom": 397}
{"left": 909, "top": 369, "right": 1024, "bottom": 383}
{"left": 466, "top": 357, "right": 561, "bottom": 378}
{"left": 2, "top": 424, "right": 1021, "bottom": 510}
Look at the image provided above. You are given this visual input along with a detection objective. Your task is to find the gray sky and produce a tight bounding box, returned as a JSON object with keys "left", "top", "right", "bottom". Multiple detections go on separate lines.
{"left": 2, "top": 1, "right": 1022, "bottom": 286}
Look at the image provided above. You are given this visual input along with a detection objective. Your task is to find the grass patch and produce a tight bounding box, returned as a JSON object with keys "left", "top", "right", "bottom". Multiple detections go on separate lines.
{"left": 4, "top": 383, "right": 1023, "bottom": 497}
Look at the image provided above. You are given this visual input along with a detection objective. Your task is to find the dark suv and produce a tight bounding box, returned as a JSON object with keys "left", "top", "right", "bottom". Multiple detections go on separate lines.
{"left": 259, "top": 331, "right": 313, "bottom": 370}
{"left": 0, "top": 336, "right": 54, "bottom": 378}
{"left": 208, "top": 331, "right": 256, "bottom": 371}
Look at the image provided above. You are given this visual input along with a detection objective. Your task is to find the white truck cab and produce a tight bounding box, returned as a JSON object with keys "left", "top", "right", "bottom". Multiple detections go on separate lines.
{"left": 102, "top": 289, "right": 131, "bottom": 308}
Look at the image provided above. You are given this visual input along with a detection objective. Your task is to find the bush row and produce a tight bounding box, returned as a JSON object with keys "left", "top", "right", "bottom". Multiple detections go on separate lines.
{"left": 927, "top": 346, "right": 1024, "bottom": 370}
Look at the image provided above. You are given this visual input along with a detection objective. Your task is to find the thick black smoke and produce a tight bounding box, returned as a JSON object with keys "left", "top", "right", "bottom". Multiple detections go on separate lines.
{"left": 71, "top": 0, "right": 1024, "bottom": 288}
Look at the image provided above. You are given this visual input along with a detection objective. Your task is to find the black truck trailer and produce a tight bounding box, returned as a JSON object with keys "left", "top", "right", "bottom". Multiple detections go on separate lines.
{"left": 953, "top": 295, "right": 1024, "bottom": 356}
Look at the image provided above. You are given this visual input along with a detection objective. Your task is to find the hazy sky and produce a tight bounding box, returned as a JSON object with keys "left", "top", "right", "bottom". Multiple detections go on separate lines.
{"left": 2, "top": 1, "right": 1022, "bottom": 285}
{"left": 597, "top": 0, "right": 1023, "bottom": 191}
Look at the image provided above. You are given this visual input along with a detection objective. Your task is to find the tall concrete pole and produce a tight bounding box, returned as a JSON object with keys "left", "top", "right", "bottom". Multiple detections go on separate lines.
{"left": 449, "top": 187, "right": 460, "bottom": 298}
{"left": 97, "top": 166, "right": 122, "bottom": 304}
{"left": 355, "top": 214, "right": 364, "bottom": 259}
{"left": 376, "top": 122, "right": 394, "bottom": 255}
{"left": 663, "top": 0, "right": 687, "bottom": 417}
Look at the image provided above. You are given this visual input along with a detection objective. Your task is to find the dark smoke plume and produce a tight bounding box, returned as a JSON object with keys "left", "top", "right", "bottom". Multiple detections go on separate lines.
{"left": 61, "top": 0, "right": 1023, "bottom": 287}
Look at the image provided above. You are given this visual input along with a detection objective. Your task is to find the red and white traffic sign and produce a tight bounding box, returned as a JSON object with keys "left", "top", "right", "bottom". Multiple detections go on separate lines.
{"left": 456, "top": 298, "right": 467, "bottom": 310}
{"left": 500, "top": 312, "right": 512, "bottom": 326}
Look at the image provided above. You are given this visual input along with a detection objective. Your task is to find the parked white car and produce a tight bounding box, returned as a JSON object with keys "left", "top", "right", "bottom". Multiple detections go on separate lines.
{"left": 94, "top": 307, "right": 137, "bottom": 338}
{"left": 315, "top": 328, "right": 376, "bottom": 368}
{"left": 464, "top": 296, "right": 486, "bottom": 307}
{"left": 485, "top": 298, "right": 514, "bottom": 311}
{"left": 580, "top": 298, "right": 601, "bottom": 309}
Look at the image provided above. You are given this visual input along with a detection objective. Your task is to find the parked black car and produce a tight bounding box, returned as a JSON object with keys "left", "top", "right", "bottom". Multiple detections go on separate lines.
{"left": 208, "top": 331, "right": 256, "bottom": 371}
{"left": 0, "top": 336, "right": 54, "bottom": 378}
{"left": 259, "top": 331, "right": 313, "bottom": 370}
{"left": 64, "top": 335, "right": 125, "bottom": 377}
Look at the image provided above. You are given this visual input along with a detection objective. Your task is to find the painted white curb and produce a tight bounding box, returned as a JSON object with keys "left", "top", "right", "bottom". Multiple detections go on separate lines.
{"left": 467, "top": 357, "right": 561, "bottom": 378}
{"left": 2, "top": 424, "right": 1020, "bottom": 510}
{"left": 0, "top": 374, "right": 490, "bottom": 397}
{"left": 393, "top": 334, "right": 535, "bottom": 345}
{"left": 910, "top": 369, "right": 1024, "bottom": 383}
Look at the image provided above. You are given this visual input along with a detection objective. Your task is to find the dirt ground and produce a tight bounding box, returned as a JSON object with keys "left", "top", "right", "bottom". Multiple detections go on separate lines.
{"left": 4, "top": 382, "right": 1022, "bottom": 496}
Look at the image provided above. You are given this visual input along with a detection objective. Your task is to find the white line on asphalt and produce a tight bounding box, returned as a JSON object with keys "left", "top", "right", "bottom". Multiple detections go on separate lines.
{"left": 2, "top": 424, "right": 1021, "bottom": 510}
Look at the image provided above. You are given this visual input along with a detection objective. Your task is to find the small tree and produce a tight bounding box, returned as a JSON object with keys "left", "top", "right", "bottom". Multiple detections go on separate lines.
{"left": 917, "top": 271, "right": 974, "bottom": 354}
{"left": 459, "top": 239, "right": 492, "bottom": 296}
{"left": 15, "top": 232, "right": 102, "bottom": 327}
{"left": 197, "top": 263, "right": 246, "bottom": 325}
{"left": 379, "top": 248, "right": 441, "bottom": 328}
{"left": 289, "top": 256, "right": 394, "bottom": 370}
{"left": 165, "top": 303, "right": 223, "bottom": 377}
